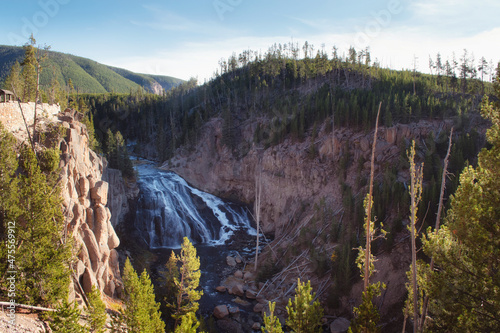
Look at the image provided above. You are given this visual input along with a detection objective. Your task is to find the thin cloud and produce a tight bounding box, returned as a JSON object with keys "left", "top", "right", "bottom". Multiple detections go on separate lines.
{"left": 131, "top": 4, "right": 244, "bottom": 37}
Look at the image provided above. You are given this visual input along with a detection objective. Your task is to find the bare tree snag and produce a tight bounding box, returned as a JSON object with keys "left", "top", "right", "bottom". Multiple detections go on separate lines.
{"left": 364, "top": 101, "right": 382, "bottom": 292}
{"left": 254, "top": 159, "right": 262, "bottom": 271}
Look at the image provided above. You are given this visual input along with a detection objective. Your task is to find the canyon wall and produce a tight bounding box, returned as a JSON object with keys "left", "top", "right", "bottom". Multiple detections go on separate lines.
{"left": 165, "top": 117, "right": 453, "bottom": 236}
{"left": 57, "top": 110, "right": 124, "bottom": 303}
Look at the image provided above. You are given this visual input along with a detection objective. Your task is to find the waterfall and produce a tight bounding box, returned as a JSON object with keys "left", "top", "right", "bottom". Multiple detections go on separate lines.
{"left": 134, "top": 161, "right": 256, "bottom": 249}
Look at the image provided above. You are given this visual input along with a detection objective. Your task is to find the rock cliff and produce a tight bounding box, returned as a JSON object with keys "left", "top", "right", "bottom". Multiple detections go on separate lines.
{"left": 165, "top": 117, "right": 453, "bottom": 236}
{"left": 57, "top": 110, "right": 124, "bottom": 303}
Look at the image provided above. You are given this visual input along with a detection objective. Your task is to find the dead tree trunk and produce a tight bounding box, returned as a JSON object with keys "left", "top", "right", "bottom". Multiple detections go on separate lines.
{"left": 408, "top": 141, "right": 423, "bottom": 332}
{"left": 364, "top": 102, "right": 382, "bottom": 292}
{"left": 254, "top": 160, "right": 262, "bottom": 271}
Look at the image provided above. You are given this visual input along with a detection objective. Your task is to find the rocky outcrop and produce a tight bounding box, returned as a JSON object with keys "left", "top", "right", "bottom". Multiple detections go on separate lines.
{"left": 165, "top": 117, "right": 453, "bottom": 236}
{"left": 58, "top": 109, "right": 123, "bottom": 302}
{"left": 104, "top": 168, "right": 138, "bottom": 227}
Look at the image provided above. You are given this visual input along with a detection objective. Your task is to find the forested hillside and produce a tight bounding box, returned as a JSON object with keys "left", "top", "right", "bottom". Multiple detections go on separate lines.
{"left": 0, "top": 44, "right": 183, "bottom": 94}
{"left": 86, "top": 43, "right": 492, "bottom": 163}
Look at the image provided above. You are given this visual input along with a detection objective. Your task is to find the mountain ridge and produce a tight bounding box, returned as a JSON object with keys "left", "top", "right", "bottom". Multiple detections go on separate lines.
{"left": 0, "top": 45, "right": 184, "bottom": 94}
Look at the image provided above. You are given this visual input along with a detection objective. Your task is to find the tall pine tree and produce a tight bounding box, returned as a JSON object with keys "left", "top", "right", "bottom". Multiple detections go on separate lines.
{"left": 165, "top": 237, "right": 203, "bottom": 329}
{"left": 15, "top": 144, "right": 71, "bottom": 306}
{"left": 122, "top": 257, "right": 165, "bottom": 333}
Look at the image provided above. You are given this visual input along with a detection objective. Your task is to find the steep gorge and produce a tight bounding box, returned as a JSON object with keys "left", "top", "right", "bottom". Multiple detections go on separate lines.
{"left": 166, "top": 117, "right": 455, "bottom": 235}
{"left": 163, "top": 114, "right": 478, "bottom": 322}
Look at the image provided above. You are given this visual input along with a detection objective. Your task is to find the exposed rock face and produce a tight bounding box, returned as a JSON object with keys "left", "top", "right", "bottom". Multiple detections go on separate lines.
{"left": 165, "top": 118, "right": 453, "bottom": 237}
{"left": 58, "top": 110, "right": 123, "bottom": 302}
{"left": 104, "top": 168, "right": 138, "bottom": 227}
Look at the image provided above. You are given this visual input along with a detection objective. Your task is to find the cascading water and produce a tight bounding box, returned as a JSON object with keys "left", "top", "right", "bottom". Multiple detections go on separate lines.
{"left": 134, "top": 160, "right": 256, "bottom": 249}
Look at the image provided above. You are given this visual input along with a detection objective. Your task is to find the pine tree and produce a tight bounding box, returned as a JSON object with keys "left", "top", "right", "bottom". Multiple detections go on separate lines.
{"left": 20, "top": 35, "right": 38, "bottom": 102}
{"left": 48, "top": 300, "right": 87, "bottom": 333}
{"left": 420, "top": 63, "right": 500, "bottom": 332}
{"left": 174, "top": 311, "right": 200, "bottom": 333}
{"left": 0, "top": 124, "right": 20, "bottom": 283}
{"left": 165, "top": 237, "right": 203, "bottom": 328}
{"left": 87, "top": 285, "right": 107, "bottom": 333}
{"left": 262, "top": 301, "right": 284, "bottom": 333}
{"left": 122, "top": 258, "right": 165, "bottom": 333}
{"left": 285, "top": 279, "right": 323, "bottom": 333}
{"left": 3, "top": 61, "right": 22, "bottom": 96}
{"left": 0, "top": 124, "right": 19, "bottom": 221}
{"left": 15, "top": 144, "right": 72, "bottom": 306}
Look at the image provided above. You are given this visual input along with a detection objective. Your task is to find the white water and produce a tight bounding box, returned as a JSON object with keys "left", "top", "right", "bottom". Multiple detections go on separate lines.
{"left": 134, "top": 161, "right": 256, "bottom": 249}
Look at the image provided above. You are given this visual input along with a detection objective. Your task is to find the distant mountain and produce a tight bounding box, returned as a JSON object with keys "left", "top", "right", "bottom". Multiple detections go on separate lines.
{"left": 0, "top": 45, "right": 184, "bottom": 94}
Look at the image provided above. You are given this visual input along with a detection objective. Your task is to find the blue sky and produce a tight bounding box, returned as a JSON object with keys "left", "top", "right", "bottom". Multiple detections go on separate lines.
{"left": 1, "top": 0, "right": 499, "bottom": 82}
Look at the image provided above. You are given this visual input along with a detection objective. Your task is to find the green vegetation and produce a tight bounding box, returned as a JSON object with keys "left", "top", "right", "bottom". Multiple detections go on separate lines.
{"left": 121, "top": 257, "right": 165, "bottom": 333}
{"left": 48, "top": 300, "right": 87, "bottom": 333}
{"left": 262, "top": 301, "right": 284, "bottom": 333}
{"left": 419, "top": 64, "right": 500, "bottom": 332}
{"left": 286, "top": 278, "right": 324, "bottom": 333}
{"left": 104, "top": 128, "right": 135, "bottom": 179}
{"left": 165, "top": 237, "right": 203, "bottom": 330}
{"left": 87, "top": 286, "right": 107, "bottom": 333}
{"left": 0, "top": 130, "right": 72, "bottom": 306}
{"left": 0, "top": 44, "right": 183, "bottom": 95}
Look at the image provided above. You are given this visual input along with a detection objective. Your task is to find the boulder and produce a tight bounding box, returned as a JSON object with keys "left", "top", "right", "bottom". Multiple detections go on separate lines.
{"left": 79, "top": 177, "right": 90, "bottom": 197}
{"left": 245, "top": 289, "right": 257, "bottom": 299}
{"left": 107, "top": 221, "right": 120, "bottom": 250}
{"left": 216, "top": 286, "right": 227, "bottom": 293}
{"left": 109, "top": 249, "right": 120, "bottom": 277}
{"left": 229, "top": 284, "right": 245, "bottom": 297}
{"left": 93, "top": 204, "right": 109, "bottom": 245}
{"left": 235, "top": 255, "right": 242, "bottom": 264}
{"left": 228, "top": 306, "right": 239, "bottom": 315}
{"left": 82, "top": 268, "right": 97, "bottom": 293}
{"left": 243, "top": 271, "right": 255, "bottom": 281}
{"left": 104, "top": 280, "right": 115, "bottom": 298}
{"left": 75, "top": 260, "right": 86, "bottom": 278}
{"left": 330, "top": 317, "right": 350, "bottom": 333}
{"left": 385, "top": 126, "right": 397, "bottom": 145}
{"left": 226, "top": 256, "right": 237, "bottom": 267}
{"left": 234, "top": 270, "right": 243, "bottom": 279}
{"left": 232, "top": 297, "right": 250, "bottom": 307}
{"left": 86, "top": 207, "right": 94, "bottom": 229}
{"left": 359, "top": 137, "right": 370, "bottom": 152}
{"left": 81, "top": 224, "right": 101, "bottom": 271}
{"left": 253, "top": 303, "right": 265, "bottom": 313}
{"left": 90, "top": 180, "right": 108, "bottom": 205}
{"left": 213, "top": 305, "right": 229, "bottom": 319}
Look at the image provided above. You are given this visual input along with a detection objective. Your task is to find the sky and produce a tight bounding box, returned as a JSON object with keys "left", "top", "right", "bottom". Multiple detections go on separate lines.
{"left": 1, "top": 0, "right": 499, "bottom": 82}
